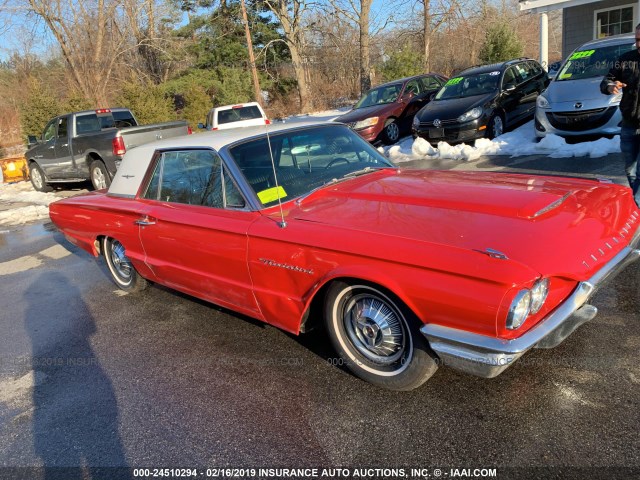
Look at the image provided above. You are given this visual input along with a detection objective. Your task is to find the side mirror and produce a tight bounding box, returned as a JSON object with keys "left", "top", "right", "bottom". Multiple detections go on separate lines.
{"left": 27, "top": 135, "right": 39, "bottom": 147}
{"left": 197, "top": 123, "right": 206, "bottom": 130}
{"left": 429, "top": 92, "right": 436, "bottom": 101}
{"left": 401, "top": 92, "right": 415, "bottom": 103}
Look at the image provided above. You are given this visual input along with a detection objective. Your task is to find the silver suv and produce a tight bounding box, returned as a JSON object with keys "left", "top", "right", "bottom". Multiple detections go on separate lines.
{"left": 535, "top": 34, "right": 636, "bottom": 138}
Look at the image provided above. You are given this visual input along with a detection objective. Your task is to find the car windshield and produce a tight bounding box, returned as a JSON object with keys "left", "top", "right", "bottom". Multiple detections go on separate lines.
{"left": 556, "top": 42, "right": 635, "bottom": 81}
{"left": 435, "top": 73, "right": 499, "bottom": 100}
{"left": 354, "top": 83, "right": 403, "bottom": 108}
{"left": 228, "top": 125, "right": 394, "bottom": 208}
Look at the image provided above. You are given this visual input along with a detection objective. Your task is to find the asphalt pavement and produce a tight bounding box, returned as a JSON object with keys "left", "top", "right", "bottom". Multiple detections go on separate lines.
{"left": 0, "top": 151, "right": 639, "bottom": 480}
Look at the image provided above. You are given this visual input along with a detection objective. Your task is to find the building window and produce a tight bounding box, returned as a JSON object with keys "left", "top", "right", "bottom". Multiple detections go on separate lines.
{"left": 595, "top": 5, "right": 634, "bottom": 38}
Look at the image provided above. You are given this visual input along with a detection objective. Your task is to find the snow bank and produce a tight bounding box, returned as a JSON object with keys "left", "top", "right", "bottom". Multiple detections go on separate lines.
{"left": 0, "top": 182, "right": 59, "bottom": 226}
{"left": 384, "top": 121, "right": 621, "bottom": 163}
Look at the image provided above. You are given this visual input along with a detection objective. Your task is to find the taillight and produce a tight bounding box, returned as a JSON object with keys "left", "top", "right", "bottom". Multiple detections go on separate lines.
{"left": 112, "top": 136, "right": 126, "bottom": 156}
{"left": 187, "top": 126, "right": 193, "bottom": 135}
{"left": 265, "top": 119, "right": 271, "bottom": 125}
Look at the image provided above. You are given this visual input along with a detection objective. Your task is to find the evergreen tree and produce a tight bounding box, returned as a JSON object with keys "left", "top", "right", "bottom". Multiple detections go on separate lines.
{"left": 19, "top": 79, "right": 63, "bottom": 140}
{"left": 479, "top": 21, "right": 524, "bottom": 64}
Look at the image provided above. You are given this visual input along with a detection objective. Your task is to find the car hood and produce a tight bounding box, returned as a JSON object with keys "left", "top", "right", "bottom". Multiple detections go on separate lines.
{"left": 417, "top": 94, "right": 494, "bottom": 121}
{"left": 544, "top": 77, "right": 605, "bottom": 103}
{"left": 284, "top": 169, "right": 636, "bottom": 282}
{"left": 335, "top": 104, "right": 396, "bottom": 123}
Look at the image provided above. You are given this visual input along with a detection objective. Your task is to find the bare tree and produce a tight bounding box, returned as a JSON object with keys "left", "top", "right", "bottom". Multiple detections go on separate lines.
{"left": 327, "top": 0, "right": 391, "bottom": 93}
{"left": 261, "top": 0, "right": 314, "bottom": 112}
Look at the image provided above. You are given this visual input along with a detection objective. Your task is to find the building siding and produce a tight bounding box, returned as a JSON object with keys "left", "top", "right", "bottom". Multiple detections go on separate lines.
{"left": 563, "top": 0, "right": 636, "bottom": 58}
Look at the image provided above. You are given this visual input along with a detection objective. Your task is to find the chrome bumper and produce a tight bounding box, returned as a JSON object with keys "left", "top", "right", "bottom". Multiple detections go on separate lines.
{"left": 421, "top": 239, "right": 640, "bottom": 378}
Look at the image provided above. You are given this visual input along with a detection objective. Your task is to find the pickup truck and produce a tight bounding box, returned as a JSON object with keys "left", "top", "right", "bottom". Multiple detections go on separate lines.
{"left": 198, "top": 102, "right": 269, "bottom": 131}
{"left": 26, "top": 108, "right": 190, "bottom": 191}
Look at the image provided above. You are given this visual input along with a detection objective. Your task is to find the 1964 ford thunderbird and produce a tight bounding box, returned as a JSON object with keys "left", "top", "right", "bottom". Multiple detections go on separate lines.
{"left": 49, "top": 122, "right": 640, "bottom": 390}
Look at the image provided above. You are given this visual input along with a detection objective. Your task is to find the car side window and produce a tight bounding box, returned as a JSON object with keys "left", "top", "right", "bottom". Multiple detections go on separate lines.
{"left": 515, "top": 62, "right": 529, "bottom": 81}
{"left": 143, "top": 149, "right": 245, "bottom": 209}
{"left": 57, "top": 117, "right": 68, "bottom": 140}
{"left": 404, "top": 80, "right": 421, "bottom": 96}
{"left": 420, "top": 76, "right": 443, "bottom": 90}
{"left": 43, "top": 120, "right": 57, "bottom": 142}
{"left": 502, "top": 67, "right": 519, "bottom": 89}
{"left": 527, "top": 61, "right": 542, "bottom": 76}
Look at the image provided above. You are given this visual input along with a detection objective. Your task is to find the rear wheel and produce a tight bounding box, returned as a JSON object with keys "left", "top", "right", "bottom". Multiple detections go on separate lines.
{"left": 102, "top": 237, "right": 148, "bottom": 292}
{"left": 324, "top": 281, "right": 438, "bottom": 390}
{"left": 90, "top": 160, "right": 111, "bottom": 190}
{"left": 29, "top": 163, "right": 53, "bottom": 192}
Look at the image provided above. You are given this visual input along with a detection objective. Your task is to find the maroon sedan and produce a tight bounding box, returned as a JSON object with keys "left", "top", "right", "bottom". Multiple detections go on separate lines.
{"left": 335, "top": 74, "right": 447, "bottom": 145}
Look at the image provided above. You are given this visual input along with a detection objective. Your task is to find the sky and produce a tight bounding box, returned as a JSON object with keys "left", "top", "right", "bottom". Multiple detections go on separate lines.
{"left": 0, "top": 110, "right": 622, "bottom": 227}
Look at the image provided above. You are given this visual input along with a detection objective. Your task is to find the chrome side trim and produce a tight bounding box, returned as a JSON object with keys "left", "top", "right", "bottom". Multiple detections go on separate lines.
{"left": 421, "top": 243, "right": 640, "bottom": 378}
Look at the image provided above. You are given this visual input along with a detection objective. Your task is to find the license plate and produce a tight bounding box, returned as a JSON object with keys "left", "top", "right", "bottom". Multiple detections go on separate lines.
{"left": 429, "top": 128, "right": 444, "bottom": 138}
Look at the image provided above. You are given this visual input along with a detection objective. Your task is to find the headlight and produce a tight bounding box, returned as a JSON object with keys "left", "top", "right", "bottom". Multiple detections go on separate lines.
{"left": 412, "top": 115, "right": 420, "bottom": 128}
{"left": 457, "top": 107, "right": 482, "bottom": 123}
{"left": 530, "top": 278, "right": 549, "bottom": 314}
{"left": 353, "top": 117, "right": 379, "bottom": 130}
{"left": 536, "top": 95, "right": 550, "bottom": 109}
{"left": 507, "top": 289, "right": 531, "bottom": 330}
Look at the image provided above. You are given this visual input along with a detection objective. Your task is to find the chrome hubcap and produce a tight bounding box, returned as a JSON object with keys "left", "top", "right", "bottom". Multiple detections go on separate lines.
{"left": 31, "top": 168, "right": 43, "bottom": 189}
{"left": 343, "top": 293, "right": 406, "bottom": 364}
{"left": 493, "top": 117, "right": 504, "bottom": 137}
{"left": 386, "top": 123, "right": 399, "bottom": 142}
{"left": 92, "top": 167, "right": 107, "bottom": 189}
{"left": 109, "top": 240, "right": 132, "bottom": 280}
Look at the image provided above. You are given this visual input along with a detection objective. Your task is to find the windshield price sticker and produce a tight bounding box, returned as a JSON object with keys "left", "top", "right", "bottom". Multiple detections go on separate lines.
{"left": 257, "top": 186, "right": 287, "bottom": 204}
{"left": 569, "top": 49, "right": 595, "bottom": 60}
{"left": 445, "top": 77, "right": 463, "bottom": 86}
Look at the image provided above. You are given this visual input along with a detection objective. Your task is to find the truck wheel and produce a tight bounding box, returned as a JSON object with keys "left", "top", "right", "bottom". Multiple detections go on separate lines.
{"left": 102, "top": 237, "right": 148, "bottom": 292}
{"left": 29, "top": 163, "right": 53, "bottom": 192}
{"left": 90, "top": 160, "right": 111, "bottom": 190}
{"left": 324, "top": 280, "right": 438, "bottom": 390}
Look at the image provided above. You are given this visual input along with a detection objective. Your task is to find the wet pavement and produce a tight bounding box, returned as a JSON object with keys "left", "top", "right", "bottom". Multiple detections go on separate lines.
{"left": 0, "top": 152, "right": 639, "bottom": 479}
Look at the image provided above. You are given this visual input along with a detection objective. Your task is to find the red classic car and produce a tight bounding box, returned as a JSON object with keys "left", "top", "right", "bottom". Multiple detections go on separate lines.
{"left": 49, "top": 122, "right": 640, "bottom": 390}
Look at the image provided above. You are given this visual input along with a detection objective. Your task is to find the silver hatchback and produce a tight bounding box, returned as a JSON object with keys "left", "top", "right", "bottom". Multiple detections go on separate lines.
{"left": 535, "top": 34, "right": 636, "bottom": 138}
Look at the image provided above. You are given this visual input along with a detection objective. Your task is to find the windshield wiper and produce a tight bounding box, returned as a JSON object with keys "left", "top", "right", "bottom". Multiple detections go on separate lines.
{"left": 342, "top": 166, "right": 376, "bottom": 178}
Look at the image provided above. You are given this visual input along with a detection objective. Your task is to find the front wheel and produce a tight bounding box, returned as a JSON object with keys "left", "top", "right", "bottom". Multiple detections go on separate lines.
{"left": 381, "top": 119, "right": 400, "bottom": 145}
{"left": 487, "top": 114, "right": 505, "bottom": 139}
{"left": 324, "top": 281, "right": 438, "bottom": 390}
{"left": 29, "top": 163, "right": 53, "bottom": 192}
{"left": 102, "top": 237, "right": 148, "bottom": 292}
{"left": 90, "top": 160, "right": 111, "bottom": 190}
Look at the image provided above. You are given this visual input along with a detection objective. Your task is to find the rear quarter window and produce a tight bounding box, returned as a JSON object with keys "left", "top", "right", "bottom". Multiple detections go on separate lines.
{"left": 217, "top": 106, "right": 263, "bottom": 125}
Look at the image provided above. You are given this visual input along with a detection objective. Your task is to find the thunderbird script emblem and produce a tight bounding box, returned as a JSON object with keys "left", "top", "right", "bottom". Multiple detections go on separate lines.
{"left": 574, "top": 102, "right": 582, "bottom": 109}
{"left": 433, "top": 119, "right": 442, "bottom": 127}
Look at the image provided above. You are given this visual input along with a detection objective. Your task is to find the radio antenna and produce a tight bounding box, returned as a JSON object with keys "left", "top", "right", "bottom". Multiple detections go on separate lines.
{"left": 264, "top": 119, "right": 287, "bottom": 228}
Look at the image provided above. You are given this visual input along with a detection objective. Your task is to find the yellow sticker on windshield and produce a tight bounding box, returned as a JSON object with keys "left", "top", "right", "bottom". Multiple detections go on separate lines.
{"left": 569, "top": 49, "right": 595, "bottom": 60}
{"left": 559, "top": 73, "right": 572, "bottom": 79}
{"left": 257, "top": 186, "right": 287, "bottom": 204}
{"left": 445, "top": 77, "right": 463, "bottom": 86}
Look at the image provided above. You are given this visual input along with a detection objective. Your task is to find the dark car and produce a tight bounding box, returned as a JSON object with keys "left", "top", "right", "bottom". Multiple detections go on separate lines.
{"left": 335, "top": 74, "right": 448, "bottom": 145}
{"left": 412, "top": 58, "right": 549, "bottom": 144}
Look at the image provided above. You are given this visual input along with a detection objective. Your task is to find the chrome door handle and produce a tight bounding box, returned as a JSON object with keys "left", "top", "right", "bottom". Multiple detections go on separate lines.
{"left": 61, "top": 143, "right": 68, "bottom": 147}
{"left": 134, "top": 218, "right": 156, "bottom": 226}
{"left": 48, "top": 146, "right": 55, "bottom": 149}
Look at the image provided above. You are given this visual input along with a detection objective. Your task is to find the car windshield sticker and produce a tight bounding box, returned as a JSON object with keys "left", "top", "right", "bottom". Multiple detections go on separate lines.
{"left": 559, "top": 73, "right": 572, "bottom": 79}
{"left": 489, "top": 71, "right": 500, "bottom": 76}
{"left": 445, "top": 77, "right": 463, "bottom": 86}
{"left": 257, "top": 186, "right": 287, "bottom": 204}
{"left": 568, "top": 49, "right": 595, "bottom": 60}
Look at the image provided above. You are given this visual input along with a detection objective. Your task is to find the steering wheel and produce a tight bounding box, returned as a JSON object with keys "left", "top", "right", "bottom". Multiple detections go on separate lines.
{"left": 325, "top": 157, "right": 350, "bottom": 169}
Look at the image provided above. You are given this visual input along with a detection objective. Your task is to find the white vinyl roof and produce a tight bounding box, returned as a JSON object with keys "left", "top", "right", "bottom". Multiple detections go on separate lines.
{"left": 108, "top": 120, "right": 328, "bottom": 197}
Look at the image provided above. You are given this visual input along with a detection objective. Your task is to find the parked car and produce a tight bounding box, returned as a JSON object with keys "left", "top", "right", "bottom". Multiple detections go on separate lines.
{"left": 49, "top": 122, "right": 640, "bottom": 391}
{"left": 412, "top": 58, "right": 549, "bottom": 144}
{"left": 334, "top": 74, "right": 447, "bottom": 145}
{"left": 198, "top": 102, "right": 269, "bottom": 131}
{"left": 535, "top": 34, "right": 636, "bottom": 139}
{"left": 26, "top": 108, "right": 190, "bottom": 191}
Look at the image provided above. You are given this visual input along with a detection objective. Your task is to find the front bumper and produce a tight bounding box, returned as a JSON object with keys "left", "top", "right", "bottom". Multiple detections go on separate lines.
{"left": 421, "top": 229, "right": 640, "bottom": 378}
{"left": 535, "top": 104, "right": 622, "bottom": 138}
{"left": 412, "top": 118, "right": 486, "bottom": 145}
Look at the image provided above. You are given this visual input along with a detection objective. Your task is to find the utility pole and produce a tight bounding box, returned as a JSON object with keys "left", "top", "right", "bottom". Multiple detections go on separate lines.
{"left": 240, "top": 0, "right": 263, "bottom": 106}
